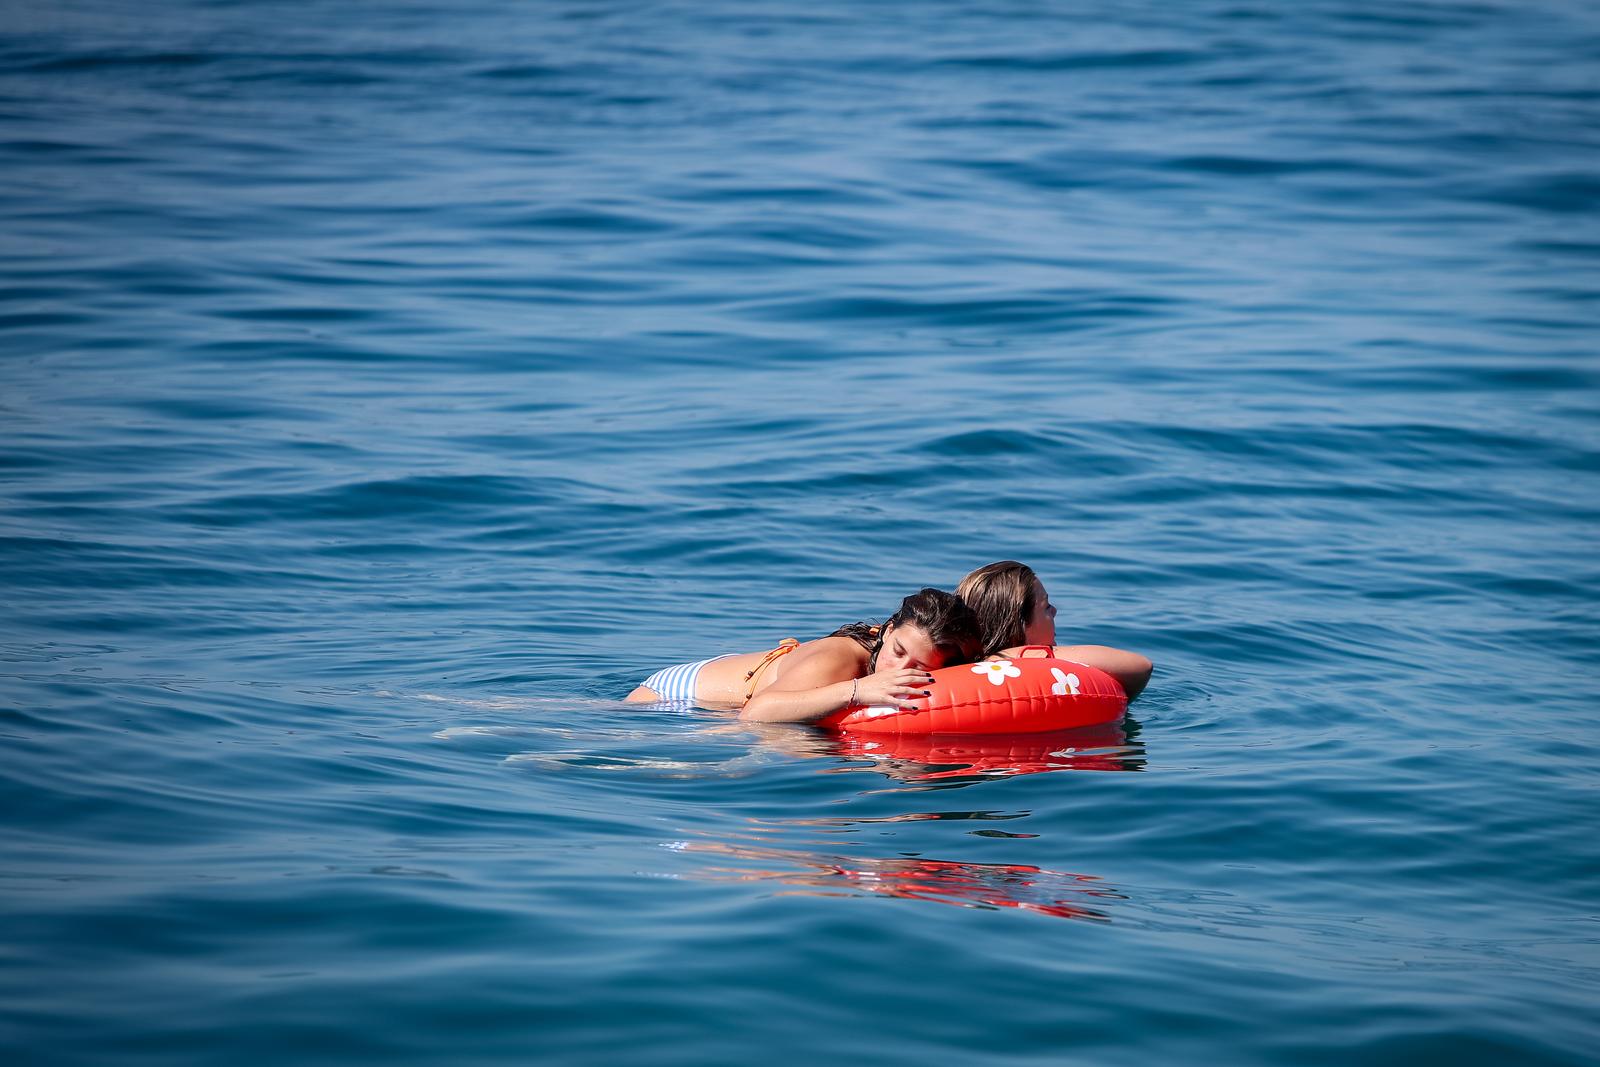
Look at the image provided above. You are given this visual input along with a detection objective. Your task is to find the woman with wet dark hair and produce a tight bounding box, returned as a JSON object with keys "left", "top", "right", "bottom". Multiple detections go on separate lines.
{"left": 957, "top": 561, "right": 1153, "bottom": 700}
{"left": 625, "top": 588, "right": 983, "bottom": 723}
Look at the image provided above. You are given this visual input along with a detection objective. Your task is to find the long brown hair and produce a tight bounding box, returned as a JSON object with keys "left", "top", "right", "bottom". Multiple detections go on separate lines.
{"left": 830, "top": 588, "right": 982, "bottom": 670}
{"left": 956, "top": 560, "right": 1039, "bottom": 657}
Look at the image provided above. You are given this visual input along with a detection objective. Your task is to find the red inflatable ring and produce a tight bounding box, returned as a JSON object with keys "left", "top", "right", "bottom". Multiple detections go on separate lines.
{"left": 818, "top": 646, "right": 1128, "bottom": 735}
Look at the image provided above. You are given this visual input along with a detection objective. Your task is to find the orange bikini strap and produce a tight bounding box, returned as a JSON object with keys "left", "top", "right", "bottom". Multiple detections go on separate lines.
{"left": 744, "top": 637, "right": 800, "bottom": 700}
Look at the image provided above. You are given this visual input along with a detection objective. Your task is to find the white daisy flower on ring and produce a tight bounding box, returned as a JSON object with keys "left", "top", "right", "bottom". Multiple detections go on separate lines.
{"left": 972, "top": 660, "right": 1022, "bottom": 686}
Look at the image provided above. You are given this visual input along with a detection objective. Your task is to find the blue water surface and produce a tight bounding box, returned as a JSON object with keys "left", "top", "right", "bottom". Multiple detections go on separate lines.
{"left": 2, "top": 0, "right": 1598, "bottom": 1063}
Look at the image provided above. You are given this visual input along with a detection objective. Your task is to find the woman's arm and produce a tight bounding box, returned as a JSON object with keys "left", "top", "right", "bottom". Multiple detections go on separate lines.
{"left": 1003, "top": 644, "right": 1153, "bottom": 701}
{"left": 739, "top": 648, "right": 934, "bottom": 724}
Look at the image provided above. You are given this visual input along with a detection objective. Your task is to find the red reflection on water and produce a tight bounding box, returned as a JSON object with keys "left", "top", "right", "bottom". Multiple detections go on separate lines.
{"left": 672, "top": 841, "right": 1126, "bottom": 922}
{"left": 828, "top": 722, "right": 1141, "bottom": 782}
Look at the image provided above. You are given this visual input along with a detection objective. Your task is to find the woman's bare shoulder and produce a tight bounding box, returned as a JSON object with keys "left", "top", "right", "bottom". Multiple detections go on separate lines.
{"left": 787, "top": 635, "right": 867, "bottom": 667}
{"left": 766, "top": 636, "right": 866, "bottom": 689}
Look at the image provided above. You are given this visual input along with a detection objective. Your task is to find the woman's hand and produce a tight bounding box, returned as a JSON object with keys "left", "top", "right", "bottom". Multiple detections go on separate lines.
{"left": 853, "top": 667, "right": 936, "bottom": 711}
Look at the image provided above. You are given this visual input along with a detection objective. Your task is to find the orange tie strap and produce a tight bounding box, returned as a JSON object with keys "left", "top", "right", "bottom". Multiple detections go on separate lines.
{"left": 743, "top": 637, "right": 801, "bottom": 700}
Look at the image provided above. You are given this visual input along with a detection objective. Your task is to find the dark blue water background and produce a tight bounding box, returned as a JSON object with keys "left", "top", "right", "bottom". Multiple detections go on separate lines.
{"left": 3, "top": 1, "right": 1597, "bottom": 1062}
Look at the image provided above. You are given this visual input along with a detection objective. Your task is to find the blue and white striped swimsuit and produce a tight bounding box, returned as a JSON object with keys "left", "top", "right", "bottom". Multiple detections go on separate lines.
{"left": 639, "top": 655, "right": 732, "bottom": 705}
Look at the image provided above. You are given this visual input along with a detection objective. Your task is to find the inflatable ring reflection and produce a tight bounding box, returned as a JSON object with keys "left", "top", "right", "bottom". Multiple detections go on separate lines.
{"left": 666, "top": 840, "right": 1128, "bottom": 922}
{"left": 829, "top": 720, "right": 1141, "bottom": 782}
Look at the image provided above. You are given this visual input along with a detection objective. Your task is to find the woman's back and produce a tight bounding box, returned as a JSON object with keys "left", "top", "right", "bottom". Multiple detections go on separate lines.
{"left": 678, "top": 635, "right": 869, "bottom": 710}
{"left": 626, "top": 588, "right": 981, "bottom": 722}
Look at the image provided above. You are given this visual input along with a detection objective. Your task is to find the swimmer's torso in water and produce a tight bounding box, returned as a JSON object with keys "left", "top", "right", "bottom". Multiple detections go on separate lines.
{"left": 640, "top": 636, "right": 870, "bottom": 709}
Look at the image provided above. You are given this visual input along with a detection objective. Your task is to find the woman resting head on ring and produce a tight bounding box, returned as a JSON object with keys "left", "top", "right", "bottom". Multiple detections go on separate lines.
{"left": 625, "top": 588, "right": 983, "bottom": 724}
{"left": 957, "top": 560, "right": 1153, "bottom": 700}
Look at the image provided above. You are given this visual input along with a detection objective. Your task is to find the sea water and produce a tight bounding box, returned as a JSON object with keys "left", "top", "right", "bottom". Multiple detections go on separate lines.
{"left": 1, "top": 1, "right": 1597, "bottom": 1063}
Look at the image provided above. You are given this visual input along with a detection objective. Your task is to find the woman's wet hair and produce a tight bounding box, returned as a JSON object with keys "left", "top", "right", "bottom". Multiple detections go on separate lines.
{"left": 830, "top": 587, "right": 982, "bottom": 669}
{"left": 956, "top": 560, "right": 1039, "bottom": 657}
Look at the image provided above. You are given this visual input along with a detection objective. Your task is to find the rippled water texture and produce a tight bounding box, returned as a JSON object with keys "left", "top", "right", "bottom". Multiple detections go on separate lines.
{"left": 2, "top": 1, "right": 1598, "bottom": 1063}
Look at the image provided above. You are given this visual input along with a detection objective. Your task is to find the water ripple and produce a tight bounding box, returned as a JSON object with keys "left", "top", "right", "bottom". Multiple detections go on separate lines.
{"left": 2, "top": 0, "right": 1597, "bottom": 1063}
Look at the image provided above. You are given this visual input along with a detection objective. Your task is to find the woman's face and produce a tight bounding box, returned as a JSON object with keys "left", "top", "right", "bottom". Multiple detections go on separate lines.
{"left": 1022, "top": 580, "right": 1057, "bottom": 646}
{"left": 876, "top": 622, "right": 946, "bottom": 673}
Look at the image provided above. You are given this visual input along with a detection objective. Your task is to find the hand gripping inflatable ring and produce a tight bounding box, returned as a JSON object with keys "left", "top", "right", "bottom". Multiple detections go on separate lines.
{"left": 818, "top": 646, "right": 1127, "bottom": 735}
